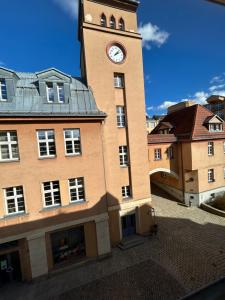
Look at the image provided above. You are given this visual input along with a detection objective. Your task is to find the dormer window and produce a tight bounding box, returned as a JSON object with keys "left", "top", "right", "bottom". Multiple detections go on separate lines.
{"left": 46, "top": 82, "right": 54, "bottom": 103}
{"left": 57, "top": 83, "right": 65, "bottom": 103}
{"left": 159, "top": 129, "right": 170, "bottom": 134}
{"left": 209, "top": 123, "right": 223, "bottom": 132}
{"left": 110, "top": 16, "right": 116, "bottom": 29}
{"left": 0, "top": 79, "right": 7, "bottom": 101}
{"left": 100, "top": 13, "right": 107, "bottom": 27}
{"left": 119, "top": 18, "right": 125, "bottom": 31}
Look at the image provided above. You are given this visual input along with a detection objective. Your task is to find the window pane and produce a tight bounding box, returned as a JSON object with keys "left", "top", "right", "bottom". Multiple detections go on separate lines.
{"left": 0, "top": 145, "right": 10, "bottom": 159}
{"left": 0, "top": 132, "right": 8, "bottom": 142}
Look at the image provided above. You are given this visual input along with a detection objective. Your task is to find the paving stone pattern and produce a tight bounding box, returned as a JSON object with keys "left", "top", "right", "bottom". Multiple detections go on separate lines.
{"left": 2, "top": 184, "right": 225, "bottom": 300}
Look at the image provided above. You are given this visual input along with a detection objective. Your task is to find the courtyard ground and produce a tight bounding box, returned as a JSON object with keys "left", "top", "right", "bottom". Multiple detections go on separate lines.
{"left": 2, "top": 184, "right": 225, "bottom": 300}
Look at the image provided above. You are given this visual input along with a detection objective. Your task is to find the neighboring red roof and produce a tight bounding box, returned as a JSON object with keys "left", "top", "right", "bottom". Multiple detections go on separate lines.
{"left": 150, "top": 104, "right": 225, "bottom": 142}
{"left": 148, "top": 134, "right": 177, "bottom": 144}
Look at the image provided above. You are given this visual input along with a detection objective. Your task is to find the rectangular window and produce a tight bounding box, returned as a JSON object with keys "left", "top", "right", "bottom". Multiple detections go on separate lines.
{"left": 57, "top": 83, "right": 65, "bottom": 103}
{"left": 167, "top": 146, "right": 173, "bottom": 159}
{"left": 4, "top": 186, "right": 25, "bottom": 215}
{"left": 208, "top": 142, "right": 214, "bottom": 156}
{"left": 0, "top": 131, "right": 19, "bottom": 161}
{"left": 42, "top": 181, "right": 61, "bottom": 207}
{"left": 64, "top": 129, "right": 81, "bottom": 156}
{"left": 37, "top": 130, "right": 56, "bottom": 158}
{"left": 68, "top": 177, "right": 85, "bottom": 203}
{"left": 114, "top": 74, "right": 124, "bottom": 88}
{"left": 0, "top": 79, "right": 7, "bottom": 101}
{"left": 208, "top": 169, "right": 214, "bottom": 183}
{"left": 209, "top": 124, "right": 223, "bottom": 132}
{"left": 46, "top": 83, "right": 54, "bottom": 103}
{"left": 119, "top": 146, "right": 128, "bottom": 167}
{"left": 122, "top": 186, "right": 131, "bottom": 198}
{"left": 116, "top": 106, "right": 126, "bottom": 127}
{"left": 154, "top": 148, "right": 162, "bottom": 160}
{"left": 223, "top": 141, "right": 225, "bottom": 154}
{"left": 224, "top": 167, "right": 225, "bottom": 179}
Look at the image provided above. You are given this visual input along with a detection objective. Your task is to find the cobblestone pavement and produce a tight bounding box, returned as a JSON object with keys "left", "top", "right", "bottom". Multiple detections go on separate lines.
{"left": 2, "top": 184, "right": 225, "bottom": 300}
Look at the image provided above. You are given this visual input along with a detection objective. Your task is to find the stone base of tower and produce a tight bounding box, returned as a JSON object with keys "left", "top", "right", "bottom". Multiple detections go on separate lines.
{"left": 108, "top": 198, "right": 153, "bottom": 246}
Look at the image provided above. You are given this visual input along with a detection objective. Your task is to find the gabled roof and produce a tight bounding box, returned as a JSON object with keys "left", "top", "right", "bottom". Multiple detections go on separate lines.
{"left": 151, "top": 104, "right": 225, "bottom": 142}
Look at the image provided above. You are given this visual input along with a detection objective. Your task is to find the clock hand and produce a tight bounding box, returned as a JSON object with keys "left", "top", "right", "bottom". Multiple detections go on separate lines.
{"left": 114, "top": 51, "right": 120, "bottom": 56}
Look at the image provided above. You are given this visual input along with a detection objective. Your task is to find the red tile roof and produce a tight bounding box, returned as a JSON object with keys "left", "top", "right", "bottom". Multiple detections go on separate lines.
{"left": 148, "top": 134, "right": 177, "bottom": 144}
{"left": 150, "top": 104, "right": 225, "bottom": 142}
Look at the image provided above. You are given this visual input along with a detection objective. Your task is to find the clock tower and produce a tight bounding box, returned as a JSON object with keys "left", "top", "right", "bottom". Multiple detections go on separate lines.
{"left": 79, "top": 0, "right": 152, "bottom": 244}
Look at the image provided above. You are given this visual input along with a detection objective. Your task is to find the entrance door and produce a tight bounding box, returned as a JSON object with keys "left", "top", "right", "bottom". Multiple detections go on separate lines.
{"left": 0, "top": 251, "right": 22, "bottom": 287}
{"left": 122, "top": 214, "right": 136, "bottom": 237}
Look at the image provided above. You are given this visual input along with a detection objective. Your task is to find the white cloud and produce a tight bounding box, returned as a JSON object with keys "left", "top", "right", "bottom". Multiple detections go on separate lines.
{"left": 138, "top": 22, "right": 169, "bottom": 50}
{"left": 192, "top": 91, "right": 209, "bottom": 104}
{"left": 210, "top": 75, "right": 224, "bottom": 84}
{"left": 157, "top": 101, "right": 177, "bottom": 110}
{"left": 209, "top": 84, "right": 225, "bottom": 92}
{"left": 147, "top": 106, "right": 153, "bottom": 111}
{"left": 52, "top": 0, "right": 78, "bottom": 19}
{"left": 210, "top": 90, "right": 225, "bottom": 97}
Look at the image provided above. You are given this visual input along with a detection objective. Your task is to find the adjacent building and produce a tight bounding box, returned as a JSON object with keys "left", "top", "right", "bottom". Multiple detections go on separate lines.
{"left": 204, "top": 95, "right": 225, "bottom": 120}
{"left": 0, "top": 0, "right": 152, "bottom": 285}
{"left": 148, "top": 101, "right": 225, "bottom": 206}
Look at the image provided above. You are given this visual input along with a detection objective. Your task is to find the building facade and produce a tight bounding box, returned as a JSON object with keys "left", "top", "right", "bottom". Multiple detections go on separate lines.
{"left": 148, "top": 101, "right": 225, "bottom": 206}
{"left": 0, "top": 0, "right": 152, "bottom": 285}
{"left": 204, "top": 95, "right": 225, "bottom": 120}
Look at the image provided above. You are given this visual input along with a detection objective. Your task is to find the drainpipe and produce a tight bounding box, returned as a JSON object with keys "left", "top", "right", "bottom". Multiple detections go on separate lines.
{"left": 180, "top": 142, "right": 186, "bottom": 204}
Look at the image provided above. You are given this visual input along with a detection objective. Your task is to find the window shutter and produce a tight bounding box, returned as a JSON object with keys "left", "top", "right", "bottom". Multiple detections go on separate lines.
{"left": 39, "top": 81, "right": 47, "bottom": 101}
{"left": 5, "top": 78, "right": 15, "bottom": 101}
{"left": 64, "top": 82, "right": 70, "bottom": 103}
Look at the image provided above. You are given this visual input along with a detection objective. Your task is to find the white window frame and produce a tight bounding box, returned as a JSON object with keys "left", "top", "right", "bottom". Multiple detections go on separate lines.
{"left": 223, "top": 141, "right": 225, "bottom": 154}
{"left": 209, "top": 123, "right": 223, "bottom": 132}
{"left": 224, "top": 167, "right": 225, "bottom": 179}
{"left": 208, "top": 142, "right": 214, "bottom": 156}
{"left": 68, "top": 177, "right": 85, "bottom": 203}
{"left": 114, "top": 74, "right": 124, "bottom": 88}
{"left": 0, "top": 79, "right": 7, "bottom": 101}
{"left": 0, "top": 131, "right": 19, "bottom": 162}
{"left": 64, "top": 129, "right": 81, "bottom": 156}
{"left": 208, "top": 169, "right": 214, "bottom": 183}
{"left": 46, "top": 83, "right": 54, "bottom": 103}
{"left": 122, "top": 186, "right": 131, "bottom": 198}
{"left": 4, "top": 186, "right": 25, "bottom": 215}
{"left": 154, "top": 148, "right": 162, "bottom": 160}
{"left": 119, "top": 146, "right": 128, "bottom": 167}
{"left": 42, "top": 181, "right": 61, "bottom": 208}
{"left": 57, "top": 83, "right": 65, "bottom": 103}
{"left": 37, "top": 130, "right": 56, "bottom": 158}
{"left": 116, "top": 106, "right": 126, "bottom": 128}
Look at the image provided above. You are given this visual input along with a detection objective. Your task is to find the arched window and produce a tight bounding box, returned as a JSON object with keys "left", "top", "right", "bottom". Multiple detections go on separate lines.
{"left": 100, "top": 13, "right": 107, "bottom": 27}
{"left": 119, "top": 18, "right": 125, "bottom": 31}
{"left": 110, "top": 16, "right": 116, "bottom": 29}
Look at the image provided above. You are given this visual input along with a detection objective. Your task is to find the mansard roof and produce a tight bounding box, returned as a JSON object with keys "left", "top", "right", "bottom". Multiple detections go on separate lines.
{"left": 0, "top": 67, "right": 106, "bottom": 118}
{"left": 150, "top": 104, "right": 225, "bottom": 142}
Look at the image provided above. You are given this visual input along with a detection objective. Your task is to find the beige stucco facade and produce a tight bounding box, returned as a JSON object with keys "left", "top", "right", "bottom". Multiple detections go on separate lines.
{"left": 149, "top": 139, "right": 225, "bottom": 206}
{"left": 0, "top": 0, "right": 153, "bottom": 283}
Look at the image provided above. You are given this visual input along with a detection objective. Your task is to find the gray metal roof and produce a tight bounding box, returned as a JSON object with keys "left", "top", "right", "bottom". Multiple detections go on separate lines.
{"left": 0, "top": 67, "right": 106, "bottom": 118}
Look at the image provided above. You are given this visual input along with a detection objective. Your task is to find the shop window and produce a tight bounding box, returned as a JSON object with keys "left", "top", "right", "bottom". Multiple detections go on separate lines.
{"left": 51, "top": 226, "right": 85, "bottom": 265}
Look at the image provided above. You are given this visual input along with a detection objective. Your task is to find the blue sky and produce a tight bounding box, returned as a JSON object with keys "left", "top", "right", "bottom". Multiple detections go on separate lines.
{"left": 0, "top": 0, "right": 225, "bottom": 115}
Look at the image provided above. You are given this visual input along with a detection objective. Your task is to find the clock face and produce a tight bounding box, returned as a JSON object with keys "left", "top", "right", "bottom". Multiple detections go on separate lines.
{"left": 107, "top": 44, "right": 125, "bottom": 64}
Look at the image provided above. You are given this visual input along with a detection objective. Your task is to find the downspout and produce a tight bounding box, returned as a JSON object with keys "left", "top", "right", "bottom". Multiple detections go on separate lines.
{"left": 180, "top": 142, "right": 186, "bottom": 203}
